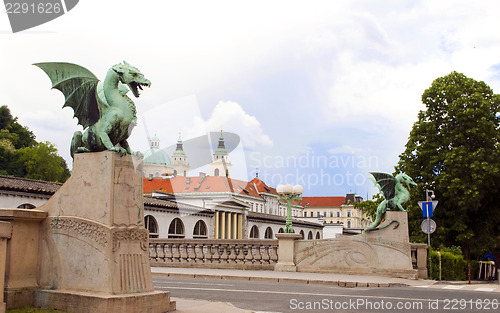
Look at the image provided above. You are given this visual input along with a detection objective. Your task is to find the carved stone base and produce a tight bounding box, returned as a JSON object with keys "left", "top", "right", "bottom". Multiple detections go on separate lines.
{"left": 35, "top": 151, "right": 175, "bottom": 312}
{"left": 35, "top": 290, "right": 175, "bottom": 313}
{"left": 294, "top": 211, "right": 417, "bottom": 279}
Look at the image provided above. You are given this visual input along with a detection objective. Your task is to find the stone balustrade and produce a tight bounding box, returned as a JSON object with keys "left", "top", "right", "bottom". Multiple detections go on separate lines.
{"left": 149, "top": 239, "right": 279, "bottom": 270}
{"left": 411, "top": 243, "right": 428, "bottom": 278}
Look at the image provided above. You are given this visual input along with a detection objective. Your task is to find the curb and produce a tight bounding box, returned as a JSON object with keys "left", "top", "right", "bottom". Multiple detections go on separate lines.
{"left": 152, "top": 272, "right": 408, "bottom": 288}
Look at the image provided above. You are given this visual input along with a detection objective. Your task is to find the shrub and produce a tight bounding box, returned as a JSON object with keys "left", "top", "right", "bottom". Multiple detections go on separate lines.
{"left": 428, "top": 248, "right": 471, "bottom": 281}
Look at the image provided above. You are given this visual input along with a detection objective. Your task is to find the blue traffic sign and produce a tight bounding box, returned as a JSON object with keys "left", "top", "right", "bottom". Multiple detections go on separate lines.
{"left": 422, "top": 201, "right": 433, "bottom": 217}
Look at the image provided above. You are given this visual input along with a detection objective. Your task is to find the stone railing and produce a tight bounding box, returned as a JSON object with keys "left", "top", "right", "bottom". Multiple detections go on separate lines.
{"left": 149, "top": 239, "right": 278, "bottom": 270}
{"left": 411, "top": 243, "right": 428, "bottom": 279}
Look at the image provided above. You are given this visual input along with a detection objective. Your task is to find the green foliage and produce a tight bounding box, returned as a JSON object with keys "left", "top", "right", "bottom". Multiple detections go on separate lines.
{"left": 6, "top": 306, "right": 67, "bottom": 313}
{"left": 353, "top": 194, "right": 383, "bottom": 222}
{"left": 397, "top": 72, "right": 500, "bottom": 259}
{"left": 0, "top": 105, "right": 70, "bottom": 183}
{"left": 429, "top": 248, "right": 470, "bottom": 281}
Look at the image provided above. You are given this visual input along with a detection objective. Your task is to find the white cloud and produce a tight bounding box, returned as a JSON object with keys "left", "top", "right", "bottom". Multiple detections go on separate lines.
{"left": 205, "top": 101, "right": 273, "bottom": 149}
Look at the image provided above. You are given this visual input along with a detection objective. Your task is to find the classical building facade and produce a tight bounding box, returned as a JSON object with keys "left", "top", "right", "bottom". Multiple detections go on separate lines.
{"left": 300, "top": 194, "right": 371, "bottom": 229}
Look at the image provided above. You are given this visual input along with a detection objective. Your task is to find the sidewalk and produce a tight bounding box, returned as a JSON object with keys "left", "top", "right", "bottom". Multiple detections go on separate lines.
{"left": 152, "top": 267, "right": 500, "bottom": 312}
{"left": 152, "top": 266, "right": 434, "bottom": 288}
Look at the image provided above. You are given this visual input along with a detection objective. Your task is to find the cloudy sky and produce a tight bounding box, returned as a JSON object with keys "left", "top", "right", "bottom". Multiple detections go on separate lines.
{"left": 2, "top": 0, "right": 500, "bottom": 198}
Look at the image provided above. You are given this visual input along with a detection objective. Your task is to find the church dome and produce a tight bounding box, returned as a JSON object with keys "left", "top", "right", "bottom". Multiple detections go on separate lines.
{"left": 143, "top": 147, "right": 173, "bottom": 166}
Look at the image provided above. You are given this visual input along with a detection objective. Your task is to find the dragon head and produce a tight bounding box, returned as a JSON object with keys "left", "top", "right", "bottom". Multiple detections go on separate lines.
{"left": 112, "top": 61, "right": 151, "bottom": 98}
{"left": 396, "top": 173, "right": 417, "bottom": 189}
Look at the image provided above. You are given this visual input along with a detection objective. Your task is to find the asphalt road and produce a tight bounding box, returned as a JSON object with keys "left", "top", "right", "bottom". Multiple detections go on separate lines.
{"left": 153, "top": 275, "right": 500, "bottom": 313}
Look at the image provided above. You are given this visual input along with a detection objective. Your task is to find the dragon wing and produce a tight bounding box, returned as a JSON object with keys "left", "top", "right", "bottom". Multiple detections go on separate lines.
{"left": 34, "top": 62, "right": 100, "bottom": 128}
{"left": 369, "top": 172, "right": 396, "bottom": 201}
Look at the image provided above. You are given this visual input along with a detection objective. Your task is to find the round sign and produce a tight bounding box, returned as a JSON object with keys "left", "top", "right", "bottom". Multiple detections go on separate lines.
{"left": 421, "top": 219, "right": 436, "bottom": 234}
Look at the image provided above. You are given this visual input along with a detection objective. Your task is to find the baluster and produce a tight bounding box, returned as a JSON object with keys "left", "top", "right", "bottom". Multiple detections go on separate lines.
{"left": 148, "top": 243, "right": 155, "bottom": 261}
{"left": 156, "top": 243, "right": 164, "bottom": 262}
{"left": 193, "top": 243, "right": 200, "bottom": 263}
{"left": 187, "top": 243, "right": 196, "bottom": 263}
{"left": 201, "top": 244, "right": 208, "bottom": 263}
{"left": 261, "top": 244, "right": 271, "bottom": 264}
{"left": 227, "top": 244, "right": 236, "bottom": 264}
{"left": 171, "top": 244, "right": 179, "bottom": 262}
{"left": 212, "top": 244, "right": 222, "bottom": 263}
{"left": 235, "top": 243, "right": 245, "bottom": 263}
{"left": 244, "top": 244, "right": 253, "bottom": 263}
{"left": 219, "top": 244, "right": 229, "bottom": 263}
{"left": 253, "top": 244, "right": 262, "bottom": 264}
{"left": 164, "top": 244, "right": 173, "bottom": 263}
{"left": 179, "top": 243, "right": 188, "bottom": 263}
{"left": 270, "top": 244, "right": 278, "bottom": 263}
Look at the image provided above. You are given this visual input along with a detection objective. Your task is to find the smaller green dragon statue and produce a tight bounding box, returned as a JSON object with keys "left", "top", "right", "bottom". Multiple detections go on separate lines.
{"left": 364, "top": 172, "right": 416, "bottom": 232}
{"left": 35, "top": 61, "right": 151, "bottom": 157}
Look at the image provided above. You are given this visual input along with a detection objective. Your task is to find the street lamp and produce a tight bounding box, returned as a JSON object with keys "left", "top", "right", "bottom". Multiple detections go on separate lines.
{"left": 277, "top": 184, "right": 304, "bottom": 233}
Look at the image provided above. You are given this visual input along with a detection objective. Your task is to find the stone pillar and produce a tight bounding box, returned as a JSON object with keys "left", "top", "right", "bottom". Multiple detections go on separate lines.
{"left": 215, "top": 211, "right": 219, "bottom": 239}
{"left": 35, "top": 151, "right": 175, "bottom": 313}
{"left": 275, "top": 233, "right": 302, "bottom": 272}
{"left": 0, "top": 209, "right": 47, "bottom": 309}
{"left": 0, "top": 221, "right": 12, "bottom": 313}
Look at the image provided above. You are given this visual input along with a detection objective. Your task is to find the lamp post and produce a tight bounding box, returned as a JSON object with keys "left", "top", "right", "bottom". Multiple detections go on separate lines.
{"left": 277, "top": 184, "right": 304, "bottom": 233}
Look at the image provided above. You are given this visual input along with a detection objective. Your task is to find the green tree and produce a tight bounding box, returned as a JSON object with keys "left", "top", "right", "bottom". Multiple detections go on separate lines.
{"left": 352, "top": 193, "right": 383, "bottom": 223}
{"left": 397, "top": 71, "right": 500, "bottom": 259}
{"left": 16, "top": 141, "right": 71, "bottom": 183}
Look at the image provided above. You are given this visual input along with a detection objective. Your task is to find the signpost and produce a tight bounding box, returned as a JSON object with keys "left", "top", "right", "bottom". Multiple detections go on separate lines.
{"left": 419, "top": 190, "right": 438, "bottom": 279}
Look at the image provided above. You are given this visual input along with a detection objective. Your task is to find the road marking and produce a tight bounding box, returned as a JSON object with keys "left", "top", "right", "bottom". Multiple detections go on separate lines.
{"left": 153, "top": 280, "right": 234, "bottom": 287}
{"left": 413, "top": 285, "right": 430, "bottom": 288}
{"left": 475, "top": 287, "right": 495, "bottom": 292}
{"left": 155, "top": 285, "right": 435, "bottom": 303}
{"left": 443, "top": 285, "right": 464, "bottom": 289}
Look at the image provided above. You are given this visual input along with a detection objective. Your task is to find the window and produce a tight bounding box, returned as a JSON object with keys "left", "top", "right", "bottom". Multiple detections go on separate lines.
{"left": 249, "top": 225, "right": 259, "bottom": 238}
{"left": 168, "top": 218, "right": 185, "bottom": 238}
{"left": 193, "top": 220, "right": 207, "bottom": 239}
{"left": 308, "top": 231, "right": 313, "bottom": 239}
{"left": 347, "top": 211, "right": 351, "bottom": 217}
{"left": 17, "top": 203, "right": 36, "bottom": 209}
{"left": 299, "top": 230, "right": 305, "bottom": 239}
{"left": 144, "top": 215, "right": 158, "bottom": 238}
{"left": 173, "top": 170, "right": 177, "bottom": 177}
{"left": 264, "top": 227, "right": 273, "bottom": 239}
{"left": 323, "top": 212, "right": 326, "bottom": 217}
{"left": 214, "top": 168, "right": 220, "bottom": 176}
{"left": 317, "top": 212, "right": 320, "bottom": 217}
{"left": 278, "top": 228, "right": 284, "bottom": 233}
{"left": 347, "top": 221, "right": 351, "bottom": 228}
{"left": 337, "top": 212, "right": 340, "bottom": 217}
{"left": 330, "top": 212, "right": 333, "bottom": 217}
{"left": 316, "top": 232, "right": 321, "bottom": 239}
{"left": 310, "top": 212, "right": 314, "bottom": 217}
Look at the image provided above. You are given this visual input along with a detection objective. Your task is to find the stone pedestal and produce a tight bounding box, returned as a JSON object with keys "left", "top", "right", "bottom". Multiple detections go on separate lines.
{"left": 0, "top": 221, "right": 12, "bottom": 313}
{"left": 275, "top": 233, "right": 302, "bottom": 272}
{"left": 0, "top": 209, "right": 47, "bottom": 309}
{"left": 36, "top": 151, "right": 175, "bottom": 313}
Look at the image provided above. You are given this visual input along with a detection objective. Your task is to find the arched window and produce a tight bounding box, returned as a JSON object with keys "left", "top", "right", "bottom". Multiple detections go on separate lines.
{"left": 264, "top": 227, "right": 273, "bottom": 239}
{"left": 316, "top": 232, "right": 321, "bottom": 239}
{"left": 183, "top": 170, "right": 187, "bottom": 177}
{"left": 299, "top": 230, "right": 305, "bottom": 239}
{"left": 173, "top": 170, "right": 177, "bottom": 177}
{"left": 278, "top": 228, "right": 284, "bottom": 233}
{"left": 249, "top": 225, "right": 259, "bottom": 238}
{"left": 347, "top": 220, "right": 351, "bottom": 228}
{"left": 144, "top": 215, "right": 158, "bottom": 238}
{"left": 307, "top": 231, "right": 313, "bottom": 239}
{"left": 155, "top": 172, "right": 160, "bottom": 177}
{"left": 226, "top": 169, "right": 229, "bottom": 177}
{"left": 193, "top": 220, "right": 208, "bottom": 239}
{"left": 214, "top": 168, "right": 220, "bottom": 176}
{"left": 17, "top": 203, "right": 36, "bottom": 209}
{"left": 168, "top": 218, "right": 185, "bottom": 238}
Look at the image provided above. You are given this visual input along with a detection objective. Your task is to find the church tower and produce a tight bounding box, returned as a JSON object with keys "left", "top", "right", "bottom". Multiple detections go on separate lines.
{"left": 210, "top": 130, "right": 232, "bottom": 177}
{"left": 172, "top": 133, "right": 190, "bottom": 177}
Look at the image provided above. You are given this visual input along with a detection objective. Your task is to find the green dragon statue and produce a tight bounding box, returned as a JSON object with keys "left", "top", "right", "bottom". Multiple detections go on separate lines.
{"left": 34, "top": 61, "right": 151, "bottom": 157}
{"left": 364, "top": 172, "right": 417, "bottom": 232}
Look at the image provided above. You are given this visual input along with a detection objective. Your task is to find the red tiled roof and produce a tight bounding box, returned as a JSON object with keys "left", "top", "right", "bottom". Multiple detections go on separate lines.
{"left": 143, "top": 176, "right": 263, "bottom": 199}
{"left": 300, "top": 196, "right": 345, "bottom": 208}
